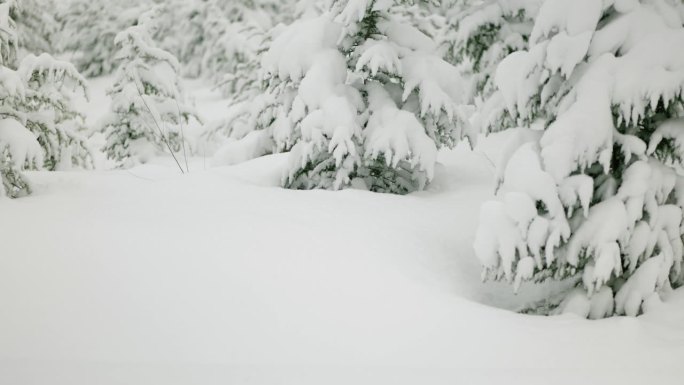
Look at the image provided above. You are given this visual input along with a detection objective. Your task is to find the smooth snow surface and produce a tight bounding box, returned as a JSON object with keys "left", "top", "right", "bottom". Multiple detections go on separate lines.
{"left": 1, "top": 145, "right": 683, "bottom": 385}
{"left": 1, "top": 79, "right": 683, "bottom": 385}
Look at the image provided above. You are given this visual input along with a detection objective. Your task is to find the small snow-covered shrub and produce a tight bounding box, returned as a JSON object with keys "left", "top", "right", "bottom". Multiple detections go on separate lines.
{"left": 56, "top": 0, "right": 144, "bottom": 77}
{"left": 161, "top": 0, "right": 291, "bottom": 155}
{"left": 18, "top": 53, "right": 94, "bottom": 170}
{"left": 473, "top": 0, "right": 684, "bottom": 318}
{"left": 197, "top": 0, "right": 276, "bottom": 99}
{"left": 0, "top": 116, "right": 42, "bottom": 198}
{"left": 281, "top": 0, "right": 469, "bottom": 193}
{"left": 13, "top": 0, "right": 58, "bottom": 55}
{"left": 100, "top": 7, "right": 200, "bottom": 168}
{"left": 217, "top": 0, "right": 467, "bottom": 194}
{"left": 0, "top": 0, "right": 40, "bottom": 197}
{"left": 0, "top": 0, "right": 95, "bottom": 196}
{"left": 154, "top": 0, "right": 287, "bottom": 82}
{"left": 152, "top": 0, "right": 212, "bottom": 79}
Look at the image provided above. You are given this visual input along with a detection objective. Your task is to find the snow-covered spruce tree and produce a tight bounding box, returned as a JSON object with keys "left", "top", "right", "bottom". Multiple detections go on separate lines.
{"left": 0, "top": 0, "right": 41, "bottom": 197}
{"left": 101, "top": 8, "right": 200, "bottom": 168}
{"left": 473, "top": 0, "right": 684, "bottom": 318}
{"left": 391, "top": 0, "right": 447, "bottom": 45}
{"left": 441, "top": 0, "right": 540, "bottom": 133}
{"left": 17, "top": 53, "right": 94, "bottom": 170}
{"left": 221, "top": 0, "right": 465, "bottom": 193}
{"left": 153, "top": 0, "right": 208, "bottom": 79}
{"left": 153, "top": 0, "right": 287, "bottom": 87}
{"left": 56, "top": 0, "right": 145, "bottom": 77}
{"left": 12, "top": 0, "right": 58, "bottom": 55}
{"left": 199, "top": 0, "right": 276, "bottom": 99}
{"left": 199, "top": 0, "right": 308, "bottom": 153}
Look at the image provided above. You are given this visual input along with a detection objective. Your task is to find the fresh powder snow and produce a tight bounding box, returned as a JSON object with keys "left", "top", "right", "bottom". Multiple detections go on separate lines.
{"left": 2, "top": 1, "right": 684, "bottom": 384}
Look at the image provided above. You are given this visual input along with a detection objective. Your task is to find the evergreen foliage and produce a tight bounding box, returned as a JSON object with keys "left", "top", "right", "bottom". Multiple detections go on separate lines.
{"left": 211, "top": 0, "right": 467, "bottom": 194}
{"left": 442, "top": 0, "right": 540, "bottom": 134}
{"left": 0, "top": 0, "right": 40, "bottom": 197}
{"left": 101, "top": 7, "right": 200, "bottom": 168}
{"left": 473, "top": 0, "right": 684, "bottom": 318}
{"left": 18, "top": 53, "right": 94, "bottom": 170}
{"left": 13, "top": 0, "right": 58, "bottom": 55}
{"left": 57, "top": 0, "right": 143, "bottom": 77}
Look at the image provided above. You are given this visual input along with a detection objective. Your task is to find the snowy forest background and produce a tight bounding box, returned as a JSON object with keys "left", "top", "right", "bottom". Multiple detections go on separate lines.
{"left": 2, "top": 0, "right": 684, "bottom": 383}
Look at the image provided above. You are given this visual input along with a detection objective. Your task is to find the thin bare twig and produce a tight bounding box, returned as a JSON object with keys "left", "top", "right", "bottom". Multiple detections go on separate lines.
{"left": 477, "top": 149, "right": 496, "bottom": 171}
{"left": 133, "top": 82, "right": 185, "bottom": 174}
{"left": 175, "top": 99, "right": 189, "bottom": 173}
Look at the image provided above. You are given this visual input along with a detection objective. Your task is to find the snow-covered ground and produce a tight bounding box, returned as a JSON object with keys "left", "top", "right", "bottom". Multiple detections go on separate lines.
{"left": 1, "top": 80, "right": 683, "bottom": 385}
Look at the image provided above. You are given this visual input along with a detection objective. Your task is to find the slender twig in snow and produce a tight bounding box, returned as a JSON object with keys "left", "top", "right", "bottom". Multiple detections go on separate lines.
{"left": 133, "top": 82, "right": 185, "bottom": 174}
{"left": 175, "top": 99, "right": 189, "bottom": 173}
{"left": 476, "top": 149, "right": 496, "bottom": 171}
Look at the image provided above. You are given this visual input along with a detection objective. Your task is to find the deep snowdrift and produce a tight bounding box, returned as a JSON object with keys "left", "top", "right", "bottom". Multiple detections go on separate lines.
{"left": 1, "top": 145, "right": 683, "bottom": 385}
